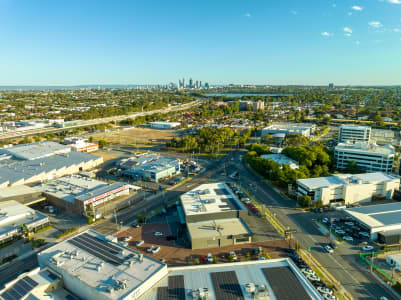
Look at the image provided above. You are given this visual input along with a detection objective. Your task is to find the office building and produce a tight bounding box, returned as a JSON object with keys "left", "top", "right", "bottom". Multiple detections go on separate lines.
{"left": 178, "top": 182, "right": 253, "bottom": 249}
{"left": 338, "top": 124, "right": 371, "bottom": 143}
{"left": 35, "top": 175, "right": 132, "bottom": 215}
{"left": 261, "top": 154, "right": 299, "bottom": 170}
{"left": 253, "top": 100, "right": 265, "bottom": 111}
{"left": 334, "top": 142, "right": 394, "bottom": 173}
{"left": 0, "top": 200, "right": 49, "bottom": 245}
{"left": 296, "top": 172, "right": 399, "bottom": 206}
{"left": 261, "top": 123, "right": 316, "bottom": 138}
{"left": 0, "top": 142, "right": 103, "bottom": 188}
{"left": 64, "top": 137, "right": 99, "bottom": 153}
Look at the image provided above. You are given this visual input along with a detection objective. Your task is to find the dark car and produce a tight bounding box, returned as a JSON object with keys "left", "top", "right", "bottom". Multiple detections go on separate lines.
{"left": 312, "top": 280, "right": 326, "bottom": 287}
{"left": 166, "top": 236, "right": 177, "bottom": 241}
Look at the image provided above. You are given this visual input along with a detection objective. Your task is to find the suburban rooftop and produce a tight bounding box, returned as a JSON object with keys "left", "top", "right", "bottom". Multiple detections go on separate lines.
{"left": 335, "top": 142, "right": 395, "bottom": 155}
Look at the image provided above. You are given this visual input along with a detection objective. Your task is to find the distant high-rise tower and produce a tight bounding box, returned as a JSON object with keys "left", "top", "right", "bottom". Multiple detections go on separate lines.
{"left": 182, "top": 78, "right": 186, "bottom": 88}
{"left": 199, "top": 81, "right": 202, "bottom": 88}
{"left": 205, "top": 82, "right": 209, "bottom": 89}
{"left": 189, "top": 78, "right": 193, "bottom": 88}
{"left": 329, "top": 83, "right": 334, "bottom": 89}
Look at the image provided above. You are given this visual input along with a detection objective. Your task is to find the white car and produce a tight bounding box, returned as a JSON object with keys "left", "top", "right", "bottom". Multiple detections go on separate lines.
{"left": 136, "top": 240, "right": 144, "bottom": 246}
{"left": 317, "top": 287, "right": 333, "bottom": 295}
{"left": 362, "top": 245, "right": 374, "bottom": 251}
{"left": 343, "top": 236, "right": 353, "bottom": 242}
{"left": 229, "top": 251, "right": 237, "bottom": 260}
{"left": 323, "top": 294, "right": 337, "bottom": 300}
{"left": 306, "top": 274, "right": 320, "bottom": 281}
{"left": 207, "top": 253, "right": 213, "bottom": 263}
{"left": 344, "top": 222, "right": 354, "bottom": 226}
{"left": 146, "top": 246, "right": 153, "bottom": 253}
{"left": 154, "top": 232, "right": 163, "bottom": 237}
{"left": 258, "top": 256, "right": 267, "bottom": 260}
{"left": 301, "top": 268, "right": 315, "bottom": 276}
{"left": 335, "top": 229, "right": 345, "bottom": 235}
{"left": 324, "top": 245, "right": 334, "bottom": 253}
{"left": 123, "top": 236, "right": 132, "bottom": 242}
{"left": 152, "top": 246, "right": 161, "bottom": 254}
{"left": 120, "top": 241, "right": 128, "bottom": 247}
{"left": 359, "top": 232, "right": 370, "bottom": 238}
{"left": 380, "top": 297, "right": 389, "bottom": 300}
{"left": 322, "top": 218, "right": 329, "bottom": 224}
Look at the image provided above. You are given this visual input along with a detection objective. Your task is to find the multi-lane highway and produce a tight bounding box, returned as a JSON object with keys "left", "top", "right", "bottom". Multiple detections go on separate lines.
{"left": 0, "top": 99, "right": 202, "bottom": 141}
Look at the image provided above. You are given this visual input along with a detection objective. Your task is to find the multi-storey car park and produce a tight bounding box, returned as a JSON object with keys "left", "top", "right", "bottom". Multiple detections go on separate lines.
{"left": 0, "top": 229, "right": 324, "bottom": 300}
{"left": 334, "top": 142, "right": 395, "bottom": 173}
{"left": 338, "top": 124, "right": 371, "bottom": 144}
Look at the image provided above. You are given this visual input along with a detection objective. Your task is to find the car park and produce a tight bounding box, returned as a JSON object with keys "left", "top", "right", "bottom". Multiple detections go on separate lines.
{"left": 324, "top": 245, "right": 334, "bottom": 253}
{"left": 154, "top": 232, "right": 163, "bottom": 236}
{"left": 361, "top": 245, "right": 374, "bottom": 251}
{"left": 317, "top": 287, "right": 333, "bottom": 295}
{"left": 136, "top": 240, "right": 144, "bottom": 246}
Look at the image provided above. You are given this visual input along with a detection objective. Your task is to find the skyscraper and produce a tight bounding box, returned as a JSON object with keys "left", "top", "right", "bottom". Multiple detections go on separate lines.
{"left": 189, "top": 78, "right": 193, "bottom": 88}
{"left": 182, "top": 78, "right": 186, "bottom": 88}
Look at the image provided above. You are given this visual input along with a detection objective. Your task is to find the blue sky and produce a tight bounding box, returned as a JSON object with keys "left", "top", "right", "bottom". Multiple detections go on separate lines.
{"left": 0, "top": 0, "right": 400, "bottom": 85}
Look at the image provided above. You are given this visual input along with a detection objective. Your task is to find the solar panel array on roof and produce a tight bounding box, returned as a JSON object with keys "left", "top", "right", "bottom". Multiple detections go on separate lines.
{"left": 67, "top": 233, "right": 125, "bottom": 265}
{"left": 262, "top": 267, "right": 310, "bottom": 300}
{"left": 0, "top": 276, "right": 38, "bottom": 300}
{"left": 210, "top": 271, "right": 244, "bottom": 300}
{"left": 214, "top": 188, "right": 229, "bottom": 196}
{"left": 156, "top": 275, "right": 185, "bottom": 300}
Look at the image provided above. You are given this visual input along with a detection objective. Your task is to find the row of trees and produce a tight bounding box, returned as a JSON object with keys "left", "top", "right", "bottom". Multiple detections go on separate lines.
{"left": 168, "top": 127, "right": 252, "bottom": 153}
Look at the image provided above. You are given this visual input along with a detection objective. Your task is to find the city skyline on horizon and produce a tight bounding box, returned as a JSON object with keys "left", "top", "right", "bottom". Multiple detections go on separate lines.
{"left": 0, "top": 0, "right": 401, "bottom": 86}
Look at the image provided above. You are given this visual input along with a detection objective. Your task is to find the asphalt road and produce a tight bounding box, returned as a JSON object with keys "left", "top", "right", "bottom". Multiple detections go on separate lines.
{"left": 232, "top": 150, "right": 395, "bottom": 300}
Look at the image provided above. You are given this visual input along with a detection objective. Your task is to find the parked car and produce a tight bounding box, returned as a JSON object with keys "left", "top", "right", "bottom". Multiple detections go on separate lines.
{"left": 335, "top": 229, "right": 345, "bottom": 235}
{"left": 136, "top": 240, "right": 144, "bottom": 247}
{"left": 323, "top": 294, "right": 337, "bottom": 300}
{"left": 329, "top": 241, "right": 337, "bottom": 249}
{"left": 258, "top": 256, "right": 267, "bottom": 260}
{"left": 322, "top": 218, "right": 329, "bottom": 224}
{"left": 359, "top": 231, "right": 370, "bottom": 238}
{"left": 207, "top": 253, "right": 213, "bottom": 263}
{"left": 152, "top": 246, "right": 161, "bottom": 254}
{"left": 120, "top": 241, "right": 128, "bottom": 247}
{"left": 312, "top": 281, "right": 326, "bottom": 287}
{"left": 146, "top": 246, "right": 153, "bottom": 253}
{"left": 324, "top": 245, "right": 334, "bottom": 253}
{"left": 317, "top": 287, "right": 333, "bottom": 295}
{"left": 306, "top": 274, "right": 320, "bottom": 281}
{"left": 301, "top": 268, "right": 315, "bottom": 276}
{"left": 132, "top": 223, "right": 140, "bottom": 228}
{"left": 344, "top": 222, "right": 354, "bottom": 226}
{"left": 229, "top": 251, "right": 238, "bottom": 260}
{"left": 361, "top": 245, "right": 374, "bottom": 251}
{"left": 343, "top": 236, "right": 353, "bottom": 242}
{"left": 154, "top": 232, "right": 163, "bottom": 237}
{"left": 123, "top": 236, "right": 132, "bottom": 242}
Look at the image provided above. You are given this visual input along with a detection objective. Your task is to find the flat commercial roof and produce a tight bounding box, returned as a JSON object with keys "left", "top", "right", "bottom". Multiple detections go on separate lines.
{"left": 345, "top": 202, "right": 401, "bottom": 229}
{"left": 297, "top": 172, "right": 398, "bottom": 190}
{"left": 180, "top": 183, "right": 245, "bottom": 217}
{"left": 187, "top": 218, "right": 252, "bottom": 240}
{"left": 38, "top": 230, "right": 167, "bottom": 300}
{"left": 0, "top": 151, "right": 103, "bottom": 186}
{"left": 261, "top": 154, "right": 299, "bottom": 169}
{"left": 140, "top": 259, "right": 323, "bottom": 300}
{"left": 0, "top": 141, "right": 70, "bottom": 161}
{"left": 340, "top": 124, "right": 370, "bottom": 130}
{"left": 335, "top": 142, "right": 395, "bottom": 156}
{"left": 0, "top": 185, "right": 40, "bottom": 200}
{"left": 0, "top": 200, "right": 49, "bottom": 239}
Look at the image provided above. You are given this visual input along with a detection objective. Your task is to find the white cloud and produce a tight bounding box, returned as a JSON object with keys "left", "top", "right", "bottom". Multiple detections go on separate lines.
{"left": 321, "top": 32, "right": 333, "bottom": 37}
{"left": 332, "top": 4, "right": 337, "bottom": 8}
{"left": 351, "top": 5, "right": 363, "bottom": 11}
{"left": 355, "top": 40, "right": 361, "bottom": 45}
{"left": 290, "top": 10, "right": 298, "bottom": 15}
{"left": 344, "top": 27, "right": 353, "bottom": 34}
{"left": 348, "top": 12, "right": 353, "bottom": 16}
{"left": 369, "top": 21, "right": 383, "bottom": 28}
{"left": 388, "top": 0, "right": 401, "bottom": 4}
{"left": 394, "top": 28, "right": 401, "bottom": 32}
{"left": 244, "top": 13, "right": 251, "bottom": 18}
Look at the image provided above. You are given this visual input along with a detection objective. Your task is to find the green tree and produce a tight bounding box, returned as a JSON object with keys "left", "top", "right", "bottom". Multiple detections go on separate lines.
{"left": 98, "top": 139, "right": 107, "bottom": 149}
{"left": 298, "top": 195, "right": 312, "bottom": 208}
